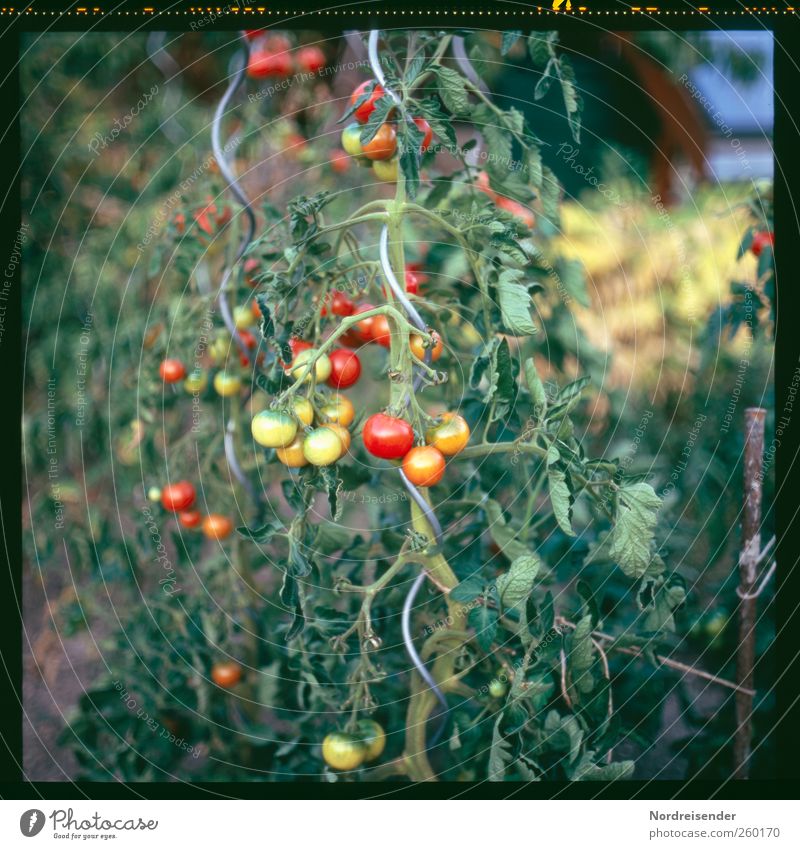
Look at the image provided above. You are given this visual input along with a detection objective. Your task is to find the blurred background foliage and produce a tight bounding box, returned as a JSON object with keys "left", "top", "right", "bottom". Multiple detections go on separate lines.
{"left": 21, "top": 28, "right": 774, "bottom": 781}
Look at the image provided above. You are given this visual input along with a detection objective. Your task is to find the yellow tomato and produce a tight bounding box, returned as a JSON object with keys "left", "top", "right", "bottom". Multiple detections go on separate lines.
{"left": 425, "top": 413, "right": 470, "bottom": 456}
{"left": 251, "top": 410, "right": 298, "bottom": 448}
{"left": 290, "top": 349, "right": 332, "bottom": 384}
{"left": 319, "top": 395, "right": 355, "bottom": 427}
{"left": 276, "top": 435, "right": 308, "bottom": 468}
{"left": 183, "top": 370, "right": 207, "bottom": 394}
{"left": 321, "top": 732, "right": 366, "bottom": 771}
{"left": 372, "top": 158, "right": 398, "bottom": 182}
{"left": 303, "top": 427, "right": 343, "bottom": 466}
{"left": 213, "top": 371, "right": 242, "bottom": 397}
{"left": 292, "top": 396, "right": 314, "bottom": 426}
{"left": 355, "top": 719, "right": 386, "bottom": 762}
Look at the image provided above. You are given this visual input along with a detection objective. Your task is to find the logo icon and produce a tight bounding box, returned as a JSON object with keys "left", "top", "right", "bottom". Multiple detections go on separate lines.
{"left": 19, "top": 810, "right": 46, "bottom": 837}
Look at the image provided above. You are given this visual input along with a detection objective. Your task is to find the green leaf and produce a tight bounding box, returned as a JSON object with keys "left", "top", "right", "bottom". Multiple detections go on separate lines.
{"left": 568, "top": 614, "right": 595, "bottom": 696}
{"left": 487, "top": 715, "right": 513, "bottom": 781}
{"left": 484, "top": 499, "right": 531, "bottom": 562}
{"left": 435, "top": 66, "right": 470, "bottom": 115}
{"left": 610, "top": 483, "right": 662, "bottom": 579}
{"left": 540, "top": 166, "right": 561, "bottom": 226}
{"left": 548, "top": 468, "right": 575, "bottom": 536}
{"left": 543, "top": 710, "right": 583, "bottom": 765}
{"left": 488, "top": 337, "right": 516, "bottom": 421}
{"left": 524, "top": 357, "right": 548, "bottom": 422}
{"left": 415, "top": 97, "right": 457, "bottom": 148}
{"left": 497, "top": 269, "right": 538, "bottom": 336}
{"left": 528, "top": 32, "right": 557, "bottom": 67}
{"left": 359, "top": 96, "right": 395, "bottom": 144}
{"left": 469, "top": 603, "right": 499, "bottom": 652}
{"left": 642, "top": 578, "right": 686, "bottom": 634}
{"left": 556, "top": 375, "right": 591, "bottom": 405}
{"left": 501, "top": 31, "right": 523, "bottom": 56}
{"left": 449, "top": 576, "right": 485, "bottom": 603}
{"left": 496, "top": 554, "right": 541, "bottom": 610}
{"left": 558, "top": 57, "right": 582, "bottom": 143}
{"left": 236, "top": 521, "right": 283, "bottom": 544}
{"left": 572, "top": 757, "right": 635, "bottom": 781}
{"left": 535, "top": 58, "right": 556, "bottom": 101}
{"left": 313, "top": 521, "right": 351, "bottom": 555}
{"left": 527, "top": 145, "right": 543, "bottom": 191}
{"left": 399, "top": 120, "right": 426, "bottom": 200}
{"left": 554, "top": 257, "right": 591, "bottom": 308}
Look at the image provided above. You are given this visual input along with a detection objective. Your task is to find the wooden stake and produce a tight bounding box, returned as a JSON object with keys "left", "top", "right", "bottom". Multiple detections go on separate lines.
{"left": 734, "top": 407, "right": 766, "bottom": 779}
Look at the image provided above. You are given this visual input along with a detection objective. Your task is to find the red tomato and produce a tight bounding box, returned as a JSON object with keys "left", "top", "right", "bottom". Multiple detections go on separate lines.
{"left": 350, "top": 81, "right": 385, "bottom": 124}
{"left": 161, "top": 481, "right": 196, "bottom": 512}
{"left": 362, "top": 413, "right": 414, "bottom": 460}
{"left": 211, "top": 661, "right": 242, "bottom": 688}
{"left": 339, "top": 329, "right": 363, "bottom": 348}
{"left": 321, "top": 290, "right": 354, "bottom": 318}
{"left": 405, "top": 269, "right": 423, "bottom": 294}
{"left": 331, "top": 149, "right": 351, "bottom": 174}
{"left": 281, "top": 338, "right": 312, "bottom": 368}
{"left": 296, "top": 46, "right": 326, "bottom": 73}
{"left": 178, "top": 509, "right": 202, "bottom": 529}
{"left": 202, "top": 514, "right": 234, "bottom": 540}
{"left": 244, "top": 257, "right": 260, "bottom": 287}
{"left": 751, "top": 230, "right": 774, "bottom": 257}
{"left": 174, "top": 212, "right": 186, "bottom": 234}
{"left": 327, "top": 349, "right": 362, "bottom": 389}
{"left": 370, "top": 314, "right": 393, "bottom": 348}
{"left": 352, "top": 304, "right": 377, "bottom": 342}
{"left": 244, "top": 30, "right": 266, "bottom": 40}
{"left": 496, "top": 196, "right": 535, "bottom": 229}
{"left": 413, "top": 117, "right": 433, "bottom": 151}
{"left": 159, "top": 358, "right": 186, "bottom": 383}
{"left": 237, "top": 329, "right": 262, "bottom": 366}
{"left": 362, "top": 124, "right": 397, "bottom": 161}
{"left": 402, "top": 445, "right": 446, "bottom": 487}
{"left": 248, "top": 49, "right": 293, "bottom": 79}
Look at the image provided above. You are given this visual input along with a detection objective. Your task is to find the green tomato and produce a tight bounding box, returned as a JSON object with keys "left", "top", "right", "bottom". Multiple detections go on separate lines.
{"left": 341, "top": 123, "right": 364, "bottom": 157}
{"left": 355, "top": 719, "right": 386, "bottom": 762}
{"left": 183, "top": 370, "right": 207, "bottom": 394}
{"left": 251, "top": 410, "right": 298, "bottom": 448}
{"left": 213, "top": 371, "right": 241, "bottom": 397}
{"left": 303, "top": 427, "right": 343, "bottom": 466}
{"left": 488, "top": 678, "right": 508, "bottom": 699}
{"left": 372, "top": 158, "right": 398, "bottom": 182}
{"left": 290, "top": 349, "right": 331, "bottom": 384}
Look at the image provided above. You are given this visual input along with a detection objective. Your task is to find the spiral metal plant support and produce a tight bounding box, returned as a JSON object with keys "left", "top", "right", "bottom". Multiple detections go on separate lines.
{"left": 370, "top": 31, "right": 450, "bottom": 748}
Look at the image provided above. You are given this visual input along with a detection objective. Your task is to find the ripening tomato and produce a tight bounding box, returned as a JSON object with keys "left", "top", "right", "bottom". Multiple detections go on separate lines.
{"left": 350, "top": 81, "right": 385, "bottom": 124}
{"left": 330, "top": 149, "right": 350, "bottom": 174}
{"left": 341, "top": 123, "right": 364, "bottom": 157}
{"left": 409, "top": 331, "right": 443, "bottom": 362}
{"left": 292, "top": 396, "right": 315, "bottom": 426}
{"left": 323, "top": 423, "right": 351, "bottom": 454}
{"left": 276, "top": 435, "right": 308, "bottom": 468}
{"left": 203, "top": 513, "right": 234, "bottom": 540}
{"left": 290, "top": 349, "right": 332, "bottom": 383}
{"left": 233, "top": 305, "right": 253, "bottom": 330}
{"left": 322, "top": 732, "right": 366, "bottom": 771}
{"left": 178, "top": 509, "right": 202, "bottom": 529}
{"left": 370, "top": 314, "right": 394, "bottom": 348}
{"left": 326, "top": 290, "right": 355, "bottom": 317}
{"left": 326, "top": 349, "right": 361, "bottom": 389}
{"left": 147, "top": 486, "right": 162, "bottom": 503}
{"left": 751, "top": 230, "right": 774, "bottom": 257}
{"left": 161, "top": 481, "right": 196, "bottom": 512}
{"left": 295, "top": 45, "right": 326, "bottom": 73}
{"left": 412, "top": 117, "right": 433, "bottom": 151}
{"left": 183, "top": 370, "right": 207, "bottom": 394}
{"left": 303, "top": 427, "right": 344, "bottom": 466}
{"left": 404, "top": 268, "right": 423, "bottom": 294}
{"left": 319, "top": 394, "right": 355, "bottom": 427}
{"left": 251, "top": 299, "right": 262, "bottom": 320}
{"left": 352, "top": 304, "right": 377, "bottom": 342}
{"left": 248, "top": 48, "right": 293, "bottom": 79}
{"left": 252, "top": 410, "right": 298, "bottom": 448}
{"left": 425, "top": 412, "right": 470, "bottom": 456}
{"left": 355, "top": 719, "right": 386, "bottom": 762}
{"left": 496, "top": 196, "right": 535, "bottom": 229}
{"left": 211, "top": 661, "right": 242, "bottom": 688}
{"left": 402, "top": 445, "right": 446, "bottom": 487}
{"left": 159, "top": 358, "right": 186, "bottom": 383}
{"left": 214, "top": 371, "right": 242, "bottom": 397}
{"left": 362, "top": 413, "right": 414, "bottom": 460}
{"left": 362, "top": 124, "right": 397, "bottom": 161}
{"left": 372, "top": 158, "right": 398, "bottom": 182}
{"left": 244, "top": 257, "right": 260, "bottom": 287}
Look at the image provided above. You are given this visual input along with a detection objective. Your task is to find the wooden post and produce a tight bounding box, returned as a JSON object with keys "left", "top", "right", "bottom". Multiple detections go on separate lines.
{"left": 733, "top": 407, "right": 766, "bottom": 779}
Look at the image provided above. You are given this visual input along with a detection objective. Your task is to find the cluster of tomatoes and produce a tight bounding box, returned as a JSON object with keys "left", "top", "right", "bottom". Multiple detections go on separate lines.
{"left": 245, "top": 31, "right": 326, "bottom": 80}
{"left": 148, "top": 480, "right": 234, "bottom": 540}
{"left": 338, "top": 81, "right": 433, "bottom": 183}
{"left": 321, "top": 719, "right": 386, "bottom": 771}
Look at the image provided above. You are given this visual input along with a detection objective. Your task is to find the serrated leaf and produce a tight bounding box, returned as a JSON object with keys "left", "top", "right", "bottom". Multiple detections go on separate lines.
{"left": 488, "top": 337, "right": 516, "bottom": 421}
{"left": 535, "top": 58, "right": 556, "bottom": 101}
{"left": 469, "top": 603, "right": 499, "bottom": 652}
{"left": 610, "top": 483, "right": 662, "bottom": 579}
{"left": 399, "top": 120, "right": 426, "bottom": 200}
{"left": 527, "top": 145, "right": 543, "bottom": 190}
{"left": 546, "top": 446, "right": 560, "bottom": 466}
{"left": 497, "top": 269, "right": 538, "bottom": 336}
{"left": 548, "top": 468, "right": 575, "bottom": 536}
{"left": 236, "top": 521, "right": 283, "bottom": 543}
{"left": 484, "top": 499, "right": 531, "bottom": 562}
{"left": 415, "top": 97, "right": 457, "bottom": 148}
{"left": 524, "top": 357, "right": 548, "bottom": 422}
{"left": 496, "top": 554, "right": 541, "bottom": 610}
{"left": 449, "top": 576, "right": 485, "bottom": 603}
{"left": 528, "top": 32, "right": 557, "bottom": 67}
{"left": 543, "top": 710, "right": 583, "bottom": 765}
{"left": 501, "top": 30, "right": 523, "bottom": 56}
{"left": 572, "top": 757, "right": 635, "bottom": 781}
{"left": 435, "top": 66, "right": 470, "bottom": 115}
{"left": 488, "top": 715, "right": 512, "bottom": 781}
{"left": 569, "top": 614, "right": 595, "bottom": 696}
